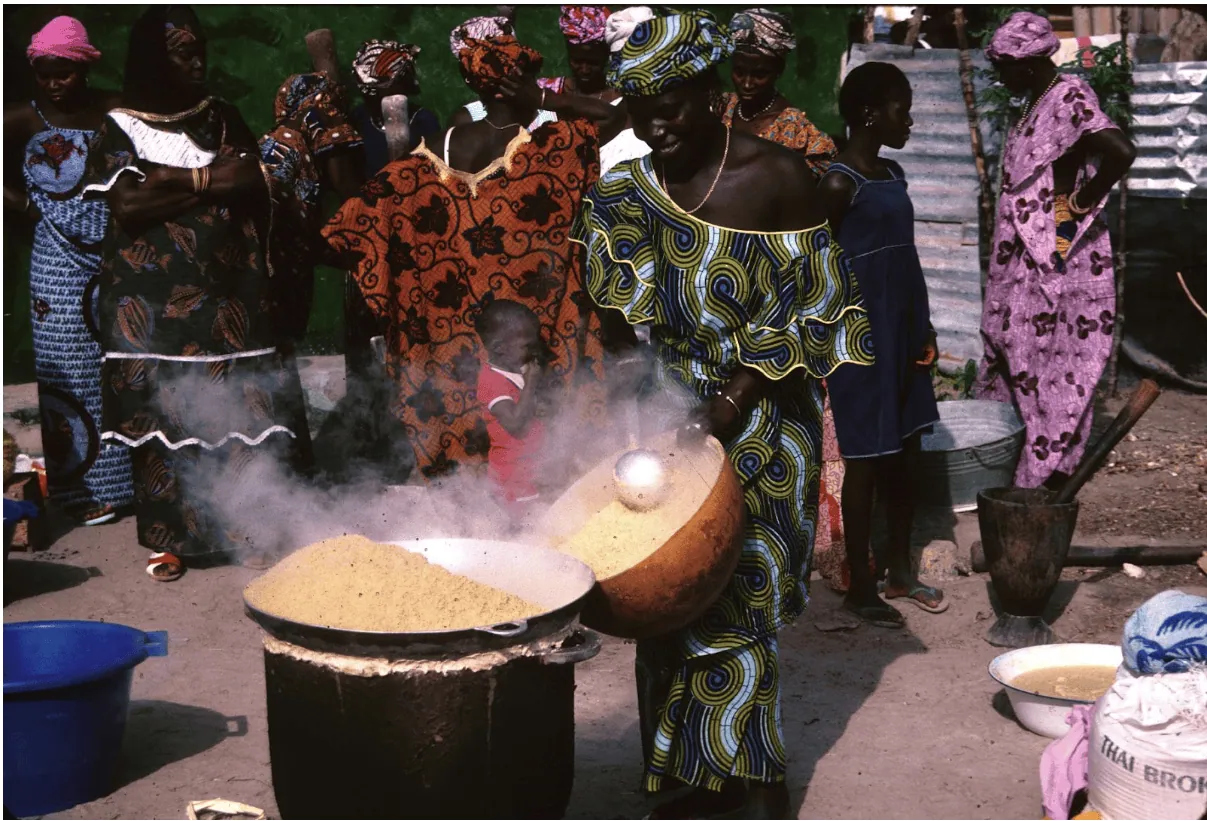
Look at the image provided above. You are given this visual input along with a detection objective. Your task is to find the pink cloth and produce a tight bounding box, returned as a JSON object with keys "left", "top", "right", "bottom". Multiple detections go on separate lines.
{"left": 27, "top": 16, "right": 101, "bottom": 64}
{"left": 976, "top": 75, "right": 1117, "bottom": 488}
{"left": 559, "top": 5, "right": 610, "bottom": 44}
{"left": 1041, "top": 704, "right": 1096, "bottom": 820}
{"left": 986, "top": 12, "right": 1061, "bottom": 61}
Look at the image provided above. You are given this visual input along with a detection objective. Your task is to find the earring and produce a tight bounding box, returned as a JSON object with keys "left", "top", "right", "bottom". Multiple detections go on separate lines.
{"left": 865, "top": 118, "right": 874, "bottom": 127}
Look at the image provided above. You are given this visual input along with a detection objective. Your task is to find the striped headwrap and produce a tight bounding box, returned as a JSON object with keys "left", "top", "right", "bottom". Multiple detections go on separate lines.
{"left": 449, "top": 15, "right": 514, "bottom": 58}
{"left": 608, "top": 11, "right": 733, "bottom": 97}
{"left": 164, "top": 21, "right": 199, "bottom": 52}
{"left": 457, "top": 35, "right": 543, "bottom": 95}
{"left": 729, "top": 8, "right": 796, "bottom": 57}
{"left": 559, "top": 5, "right": 611, "bottom": 44}
{"left": 352, "top": 40, "right": 420, "bottom": 94}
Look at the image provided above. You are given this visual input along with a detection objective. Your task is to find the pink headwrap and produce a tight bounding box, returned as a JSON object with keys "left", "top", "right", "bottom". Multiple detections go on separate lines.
{"left": 26, "top": 16, "right": 101, "bottom": 64}
{"left": 559, "top": 5, "right": 611, "bottom": 44}
{"left": 986, "top": 12, "right": 1060, "bottom": 61}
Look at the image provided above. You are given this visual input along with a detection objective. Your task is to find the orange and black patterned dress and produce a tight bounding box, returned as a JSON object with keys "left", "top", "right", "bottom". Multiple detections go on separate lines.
{"left": 323, "top": 119, "right": 607, "bottom": 480}
{"left": 719, "top": 92, "right": 836, "bottom": 179}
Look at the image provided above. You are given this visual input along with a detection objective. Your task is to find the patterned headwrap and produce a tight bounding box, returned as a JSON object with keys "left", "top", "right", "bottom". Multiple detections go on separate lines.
{"left": 27, "top": 16, "right": 101, "bottom": 63}
{"left": 272, "top": 72, "right": 348, "bottom": 128}
{"left": 164, "top": 21, "right": 200, "bottom": 53}
{"left": 457, "top": 35, "right": 543, "bottom": 95}
{"left": 1123, "top": 590, "right": 1207, "bottom": 675}
{"left": 608, "top": 11, "right": 733, "bottom": 97}
{"left": 986, "top": 11, "right": 1061, "bottom": 61}
{"left": 559, "top": 5, "right": 611, "bottom": 44}
{"left": 352, "top": 40, "right": 420, "bottom": 94}
{"left": 449, "top": 15, "right": 514, "bottom": 58}
{"left": 729, "top": 8, "right": 796, "bottom": 57}
{"left": 605, "top": 6, "right": 655, "bottom": 53}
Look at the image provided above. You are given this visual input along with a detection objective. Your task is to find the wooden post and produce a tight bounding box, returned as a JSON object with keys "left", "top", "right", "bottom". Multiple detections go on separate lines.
{"left": 305, "top": 29, "right": 341, "bottom": 80}
{"left": 953, "top": 8, "right": 994, "bottom": 269}
{"left": 904, "top": 6, "right": 924, "bottom": 46}
{"left": 1106, "top": 8, "right": 1131, "bottom": 396}
{"left": 863, "top": 6, "right": 875, "bottom": 45}
{"left": 1073, "top": 6, "right": 1093, "bottom": 37}
{"left": 381, "top": 95, "right": 411, "bottom": 163}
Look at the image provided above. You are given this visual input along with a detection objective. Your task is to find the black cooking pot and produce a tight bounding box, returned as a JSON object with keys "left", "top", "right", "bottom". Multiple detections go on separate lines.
{"left": 245, "top": 539, "right": 600, "bottom": 820}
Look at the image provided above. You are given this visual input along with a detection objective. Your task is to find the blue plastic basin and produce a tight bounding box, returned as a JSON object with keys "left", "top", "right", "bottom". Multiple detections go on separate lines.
{"left": 3, "top": 621, "right": 167, "bottom": 817}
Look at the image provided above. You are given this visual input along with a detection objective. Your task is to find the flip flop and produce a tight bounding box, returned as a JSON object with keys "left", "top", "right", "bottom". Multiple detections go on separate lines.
{"left": 882, "top": 583, "right": 949, "bottom": 614}
{"left": 82, "top": 505, "right": 117, "bottom": 526}
{"left": 146, "top": 551, "right": 184, "bottom": 582}
{"left": 842, "top": 599, "right": 904, "bottom": 629}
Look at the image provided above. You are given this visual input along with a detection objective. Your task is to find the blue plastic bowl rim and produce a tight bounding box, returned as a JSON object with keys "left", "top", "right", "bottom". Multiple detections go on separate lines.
{"left": 3, "top": 620, "right": 165, "bottom": 695}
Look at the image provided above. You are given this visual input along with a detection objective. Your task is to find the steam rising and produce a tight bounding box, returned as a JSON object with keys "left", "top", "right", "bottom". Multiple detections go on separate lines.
{"left": 154, "top": 349, "right": 700, "bottom": 558}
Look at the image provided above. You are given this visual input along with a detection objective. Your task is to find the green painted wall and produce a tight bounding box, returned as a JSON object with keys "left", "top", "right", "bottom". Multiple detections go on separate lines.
{"left": 3, "top": 4, "right": 856, "bottom": 385}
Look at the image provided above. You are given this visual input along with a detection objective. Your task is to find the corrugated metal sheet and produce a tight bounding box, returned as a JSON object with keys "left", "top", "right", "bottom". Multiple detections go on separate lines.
{"left": 1127, "top": 61, "right": 1207, "bottom": 198}
{"left": 843, "top": 44, "right": 1000, "bottom": 372}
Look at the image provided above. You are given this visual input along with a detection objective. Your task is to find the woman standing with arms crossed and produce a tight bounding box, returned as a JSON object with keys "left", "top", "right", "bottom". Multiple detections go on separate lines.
{"left": 85, "top": 6, "right": 306, "bottom": 580}
{"left": 818, "top": 62, "right": 945, "bottom": 626}
{"left": 5, "top": 16, "right": 133, "bottom": 526}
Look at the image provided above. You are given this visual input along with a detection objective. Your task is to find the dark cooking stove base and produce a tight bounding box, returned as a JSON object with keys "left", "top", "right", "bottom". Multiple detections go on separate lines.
{"left": 265, "top": 649, "right": 576, "bottom": 819}
{"left": 985, "top": 614, "right": 1061, "bottom": 648}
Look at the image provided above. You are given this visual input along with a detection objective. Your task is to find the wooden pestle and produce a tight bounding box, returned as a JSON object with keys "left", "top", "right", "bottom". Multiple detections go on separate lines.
{"left": 1052, "top": 379, "right": 1161, "bottom": 504}
{"left": 381, "top": 95, "right": 411, "bottom": 162}
{"left": 305, "top": 29, "right": 342, "bottom": 79}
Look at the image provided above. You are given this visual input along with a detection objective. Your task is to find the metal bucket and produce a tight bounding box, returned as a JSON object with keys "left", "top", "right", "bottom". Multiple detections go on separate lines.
{"left": 914, "top": 400, "right": 1025, "bottom": 511}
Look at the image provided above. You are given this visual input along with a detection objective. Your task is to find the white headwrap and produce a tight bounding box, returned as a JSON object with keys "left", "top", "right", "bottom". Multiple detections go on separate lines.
{"left": 605, "top": 6, "right": 656, "bottom": 53}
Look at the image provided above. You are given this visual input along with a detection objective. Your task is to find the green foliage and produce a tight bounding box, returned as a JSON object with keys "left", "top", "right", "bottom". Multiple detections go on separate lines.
{"left": 1058, "top": 41, "right": 1132, "bottom": 129}
{"left": 933, "top": 360, "right": 980, "bottom": 401}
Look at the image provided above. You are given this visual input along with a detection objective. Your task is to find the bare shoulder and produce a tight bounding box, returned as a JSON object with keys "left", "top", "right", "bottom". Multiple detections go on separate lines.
{"left": 816, "top": 165, "right": 856, "bottom": 201}
{"left": 447, "top": 106, "right": 474, "bottom": 128}
{"left": 735, "top": 131, "right": 826, "bottom": 230}
{"left": 95, "top": 90, "right": 124, "bottom": 113}
{"left": 4, "top": 101, "right": 40, "bottom": 140}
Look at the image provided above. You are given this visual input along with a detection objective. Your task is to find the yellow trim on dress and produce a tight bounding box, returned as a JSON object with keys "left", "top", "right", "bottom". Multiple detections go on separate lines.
{"left": 411, "top": 128, "right": 533, "bottom": 198}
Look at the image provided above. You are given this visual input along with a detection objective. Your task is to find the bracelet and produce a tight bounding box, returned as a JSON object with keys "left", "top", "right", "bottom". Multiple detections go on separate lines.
{"left": 191, "top": 168, "right": 201, "bottom": 194}
{"left": 720, "top": 393, "right": 741, "bottom": 416}
{"left": 199, "top": 166, "right": 211, "bottom": 194}
{"left": 1067, "top": 190, "right": 1093, "bottom": 216}
{"left": 540, "top": 87, "right": 547, "bottom": 110}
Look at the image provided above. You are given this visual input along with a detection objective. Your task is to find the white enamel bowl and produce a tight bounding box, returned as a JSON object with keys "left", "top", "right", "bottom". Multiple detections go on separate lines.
{"left": 988, "top": 643, "right": 1123, "bottom": 738}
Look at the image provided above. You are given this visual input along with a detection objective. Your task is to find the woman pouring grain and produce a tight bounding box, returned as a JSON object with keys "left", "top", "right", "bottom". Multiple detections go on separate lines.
{"left": 572, "top": 12, "right": 872, "bottom": 818}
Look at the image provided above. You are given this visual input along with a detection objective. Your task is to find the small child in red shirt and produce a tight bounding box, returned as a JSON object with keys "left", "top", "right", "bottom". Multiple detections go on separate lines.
{"left": 475, "top": 300, "right": 547, "bottom": 512}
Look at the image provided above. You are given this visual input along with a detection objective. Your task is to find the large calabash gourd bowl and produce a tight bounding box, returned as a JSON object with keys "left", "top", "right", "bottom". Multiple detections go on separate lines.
{"left": 541, "top": 434, "right": 745, "bottom": 639}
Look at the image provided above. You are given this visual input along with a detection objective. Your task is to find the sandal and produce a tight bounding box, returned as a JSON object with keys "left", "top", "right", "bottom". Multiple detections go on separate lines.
{"left": 82, "top": 505, "right": 117, "bottom": 527}
{"left": 882, "top": 582, "right": 949, "bottom": 614}
{"left": 146, "top": 552, "right": 184, "bottom": 582}
{"left": 842, "top": 596, "right": 904, "bottom": 629}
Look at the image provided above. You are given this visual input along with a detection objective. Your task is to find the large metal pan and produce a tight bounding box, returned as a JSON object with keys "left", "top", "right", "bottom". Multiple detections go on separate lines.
{"left": 244, "top": 538, "right": 596, "bottom": 659}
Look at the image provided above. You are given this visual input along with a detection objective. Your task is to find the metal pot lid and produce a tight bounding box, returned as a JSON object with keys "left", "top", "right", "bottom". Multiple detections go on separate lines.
{"left": 244, "top": 538, "right": 596, "bottom": 659}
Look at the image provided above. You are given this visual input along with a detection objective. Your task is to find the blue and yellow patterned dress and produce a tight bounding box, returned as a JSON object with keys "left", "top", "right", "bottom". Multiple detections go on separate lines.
{"left": 572, "top": 157, "right": 873, "bottom": 791}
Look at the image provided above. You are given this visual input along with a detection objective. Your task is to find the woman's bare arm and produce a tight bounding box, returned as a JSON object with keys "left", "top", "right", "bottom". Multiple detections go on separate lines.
{"left": 1073, "top": 128, "right": 1137, "bottom": 209}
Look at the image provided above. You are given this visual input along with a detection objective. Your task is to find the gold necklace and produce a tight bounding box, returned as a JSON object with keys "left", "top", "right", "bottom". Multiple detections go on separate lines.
{"left": 1016, "top": 75, "right": 1059, "bottom": 131}
{"left": 659, "top": 126, "right": 731, "bottom": 215}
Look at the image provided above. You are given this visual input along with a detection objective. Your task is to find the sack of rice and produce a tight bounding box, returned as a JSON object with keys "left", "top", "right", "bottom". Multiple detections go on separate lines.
{"left": 1087, "top": 591, "right": 1207, "bottom": 820}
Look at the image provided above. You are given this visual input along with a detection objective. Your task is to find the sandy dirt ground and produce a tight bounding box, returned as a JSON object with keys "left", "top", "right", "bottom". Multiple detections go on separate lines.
{"left": 4, "top": 379, "right": 1205, "bottom": 820}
